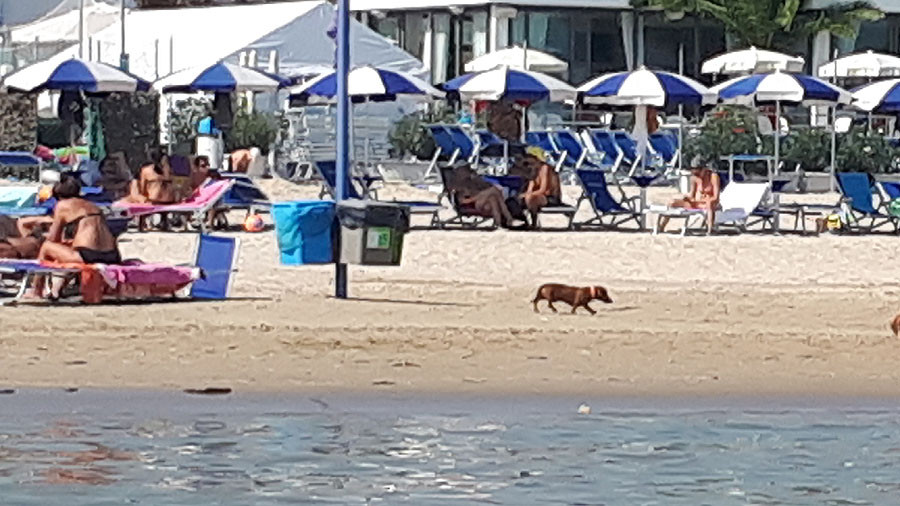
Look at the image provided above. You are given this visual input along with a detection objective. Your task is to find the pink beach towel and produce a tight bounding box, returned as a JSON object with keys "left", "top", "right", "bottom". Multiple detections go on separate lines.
{"left": 114, "top": 180, "right": 231, "bottom": 214}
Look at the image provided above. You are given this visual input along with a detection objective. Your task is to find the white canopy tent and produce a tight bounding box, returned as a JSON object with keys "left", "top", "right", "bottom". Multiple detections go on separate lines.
{"left": 35, "top": 1, "right": 428, "bottom": 82}
{"left": 9, "top": 0, "right": 121, "bottom": 45}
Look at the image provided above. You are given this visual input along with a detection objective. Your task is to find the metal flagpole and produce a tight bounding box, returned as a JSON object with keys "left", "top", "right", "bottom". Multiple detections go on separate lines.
{"left": 335, "top": 0, "right": 351, "bottom": 299}
{"left": 829, "top": 49, "right": 838, "bottom": 192}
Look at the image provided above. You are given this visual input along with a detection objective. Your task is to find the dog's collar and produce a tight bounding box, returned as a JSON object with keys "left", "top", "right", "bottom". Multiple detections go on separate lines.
{"left": 590, "top": 286, "right": 597, "bottom": 298}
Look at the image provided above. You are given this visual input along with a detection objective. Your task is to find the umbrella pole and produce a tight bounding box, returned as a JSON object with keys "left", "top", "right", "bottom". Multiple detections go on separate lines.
{"left": 830, "top": 105, "right": 837, "bottom": 193}
{"left": 774, "top": 100, "right": 781, "bottom": 234}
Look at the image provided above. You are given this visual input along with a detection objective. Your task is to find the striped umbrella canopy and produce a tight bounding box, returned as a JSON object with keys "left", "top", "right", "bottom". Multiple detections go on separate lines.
{"left": 154, "top": 62, "right": 287, "bottom": 94}
{"left": 851, "top": 78, "right": 900, "bottom": 112}
{"left": 713, "top": 71, "right": 851, "bottom": 194}
{"left": 288, "top": 65, "right": 443, "bottom": 104}
{"left": 441, "top": 65, "right": 576, "bottom": 103}
{"left": 4, "top": 57, "right": 151, "bottom": 93}
{"left": 712, "top": 71, "right": 851, "bottom": 106}
{"left": 578, "top": 67, "right": 715, "bottom": 168}
{"left": 577, "top": 67, "right": 716, "bottom": 107}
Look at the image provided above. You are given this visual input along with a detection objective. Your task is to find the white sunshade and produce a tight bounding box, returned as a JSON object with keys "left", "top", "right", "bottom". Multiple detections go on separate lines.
{"left": 702, "top": 46, "right": 805, "bottom": 75}
{"left": 464, "top": 46, "right": 568, "bottom": 74}
{"left": 819, "top": 50, "right": 900, "bottom": 78}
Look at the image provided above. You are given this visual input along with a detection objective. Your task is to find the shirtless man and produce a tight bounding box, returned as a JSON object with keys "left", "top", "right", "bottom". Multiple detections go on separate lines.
{"left": 518, "top": 148, "right": 562, "bottom": 228}
{"left": 659, "top": 166, "right": 721, "bottom": 234}
{"left": 447, "top": 165, "right": 515, "bottom": 228}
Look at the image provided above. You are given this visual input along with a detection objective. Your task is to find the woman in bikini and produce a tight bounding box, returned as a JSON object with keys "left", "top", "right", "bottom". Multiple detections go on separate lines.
{"left": 659, "top": 166, "right": 721, "bottom": 234}
{"left": 31, "top": 175, "right": 121, "bottom": 296}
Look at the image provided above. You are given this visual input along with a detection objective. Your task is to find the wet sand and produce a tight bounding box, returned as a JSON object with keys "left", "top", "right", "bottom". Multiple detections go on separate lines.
{"left": 1, "top": 179, "right": 900, "bottom": 397}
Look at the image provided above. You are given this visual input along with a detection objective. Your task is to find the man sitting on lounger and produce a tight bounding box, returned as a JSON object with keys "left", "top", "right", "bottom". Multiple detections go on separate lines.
{"left": 518, "top": 147, "right": 562, "bottom": 229}
{"left": 447, "top": 165, "right": 516, "bottom": 228}
{"left": 658, "top": 166, "right": 720, "bottom": 234}
{"left": 31, "top": 175, "right": 122, "bottom": 297}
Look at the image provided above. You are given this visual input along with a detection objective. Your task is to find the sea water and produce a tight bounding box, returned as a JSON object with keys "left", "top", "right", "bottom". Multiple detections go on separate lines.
{"left": 1, "top": 390, "right": 899, "bottom": 505}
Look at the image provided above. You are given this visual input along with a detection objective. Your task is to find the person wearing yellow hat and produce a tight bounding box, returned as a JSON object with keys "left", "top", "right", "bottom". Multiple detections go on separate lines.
{"left": 518, "top": 147, "right": 563, "bottom": 228}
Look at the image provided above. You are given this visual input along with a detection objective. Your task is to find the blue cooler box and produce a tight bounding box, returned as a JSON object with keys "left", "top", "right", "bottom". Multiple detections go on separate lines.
{"left": 273, "top": 200, "right": 335, "bottom": 265}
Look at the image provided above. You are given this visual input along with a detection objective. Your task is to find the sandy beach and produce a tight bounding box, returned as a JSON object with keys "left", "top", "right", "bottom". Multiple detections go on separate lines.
{"left": 2, "top": 177, "right": 900, "bottom": 397}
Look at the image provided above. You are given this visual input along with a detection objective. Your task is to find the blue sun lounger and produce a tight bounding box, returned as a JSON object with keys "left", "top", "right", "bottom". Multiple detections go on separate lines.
{"left": 836, "top": 172, "right": 899, "bottom": 233}
{"left": 315, "top": 161, "right": 442, "bottom": 227}
{"left": 0, "top": 235, "right": 239, "bottom": 305}
{"left": 574, "top": 169, "right": 642, "bottom": 229}
{"left": 218, "top": 173, "right": 272, "bottom": 217}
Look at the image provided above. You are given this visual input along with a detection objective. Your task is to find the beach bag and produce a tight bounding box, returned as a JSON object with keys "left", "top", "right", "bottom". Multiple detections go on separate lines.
{"left": 826, "top": 213, "right": 843, "bottom": 232}
{"left": 889, "top": 199, "right": 900, "bottom": 218}
{"left": 505, "top": 197, "right": 527, "bottom": 221}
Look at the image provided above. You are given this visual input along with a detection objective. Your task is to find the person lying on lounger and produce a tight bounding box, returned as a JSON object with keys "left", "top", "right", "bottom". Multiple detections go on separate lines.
{"left": 517, "top": 147, "right": 562, "bottom": 229}
{"left": 0, "top": 216, "right": 45, "bottom": 259}
{"left": 31, "top": 175, "right": 122, "bottom": 297}
{"left": 658, "top": 166, "right": 720, "bottom": 234}
{"left": 448, "top": 165, "right": 516, "bottom": 228}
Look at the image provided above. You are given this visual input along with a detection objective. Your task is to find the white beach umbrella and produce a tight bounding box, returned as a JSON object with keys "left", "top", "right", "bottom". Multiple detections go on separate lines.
{"left": 701, "top": 46, "right": 805, "bottom": 76}
{"left": 818, "top": 50, "right": 900, "bottom": 78}
{"left": 442, "top": 65, "right": 576, "bottom": 103}
{"left": 153, "top": 62, "right": 286, "bottom": 93}
{"left": 464, "top": 46, "right": 568, "bottom": 74}
{"left": 851, "top": 78, "right": 900, "bottom": 113}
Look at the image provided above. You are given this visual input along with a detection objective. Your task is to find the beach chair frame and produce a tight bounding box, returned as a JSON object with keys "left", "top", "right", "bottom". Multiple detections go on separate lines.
{"left": 836, "top": 172, "right": 900, "bottom": 234}
{"left": 573, "top": 169, "right": 642, "bottom": 230}
{"left": 187, "top": 234, "right": 241, "bottom": 299}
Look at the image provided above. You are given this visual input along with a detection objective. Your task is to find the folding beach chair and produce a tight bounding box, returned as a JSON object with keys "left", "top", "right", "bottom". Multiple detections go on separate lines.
{"left": 574, "top": 169, "right": 642, "bottom": 230}
{"left": 445, "top": 125, "right": 479, "bottom": 165}
{"left": 552, "top": 130, "right": 606, "bottom": 171}
{"left": 649, "top": 132, "right": 679, "bottom": 175}
{"left": 651, "top": 182, "right": 772, "bottom": 236}
{"left": 425, "top": 125, "right": 459, "bottom": 180}
{"left": 315, "top": 161, "right": 442, "bottom": 227}
{"left": 613, "top": 132, "right": 641, "bottom": 175}
{"left": 587, "top": 130, "right": 624, "bottom": 173}
{"left": 435, "top": 165, "right": 493, "bottom": 229}
{"left": 190, "top": 234, "right": 240, "bottom": 299}
{"left": 525, "top": 131, "right": 566, "bottom": 171}
{"left": 836, "top": 172, "right": 898, "bottom": 233}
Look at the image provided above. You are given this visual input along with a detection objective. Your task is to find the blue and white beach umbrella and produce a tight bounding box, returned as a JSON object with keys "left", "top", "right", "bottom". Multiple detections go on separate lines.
{"left": 851, "top": 78, "right": 900, "bottom": 112}
{"left": 713, "top": 71, "right": 851, "bottom": 190}
{"left": 577, "top": 67, "right": 715, "bottom": 168}
{"left": 289, "top": 65, "right": 443, "bottom": 103}
{"left": 713, "top": 71, "right": 851, "bottom": 106}
{"left": 153, "top": 62, "right": 287, "bottom": 93}
{"left": 577, "top": 67, "right": 716, "bottom": 107}
{"left": 442, "top": 65, "right": 576, "bottom": 103}
{"left": 4, "top": 57, "right": 151, "bottom": 93}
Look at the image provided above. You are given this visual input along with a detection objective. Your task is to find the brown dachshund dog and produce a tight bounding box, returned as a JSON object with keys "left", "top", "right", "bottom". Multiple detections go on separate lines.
{"left": 532, "top": 283, "right": 613, "bottom": 315}
{"left": 891, "top": 313, "right": 900, "bottom": 337}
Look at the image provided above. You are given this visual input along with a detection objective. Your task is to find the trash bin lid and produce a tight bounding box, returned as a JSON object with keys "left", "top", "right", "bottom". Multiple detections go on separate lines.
{"left": 337, "top": 199, "right": 410, "bottom": 231}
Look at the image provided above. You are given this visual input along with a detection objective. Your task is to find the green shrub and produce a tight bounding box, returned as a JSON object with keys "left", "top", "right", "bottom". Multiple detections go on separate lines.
{"left": 683, "top": 105, "right": 760, "bottom": 169}
{"left": 783, "top": 127, "right": 831, "bottom": 170}
{"left": 226, "top": 110, "right": 279, "bottom": 155}
{"left": 388, "top": 105, "right": 458, "bottom": 160}
{"left": 837, "top": 127, "right": 897, "bottom": 173}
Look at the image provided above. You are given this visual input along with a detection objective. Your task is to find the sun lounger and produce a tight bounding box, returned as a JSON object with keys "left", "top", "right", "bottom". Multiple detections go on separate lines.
{"left": 525, "top": 131, "right": 566, "bottom": 171}
{"left": 218, "top": 172, "right": 272, "bottom": 217}
{"left": 0, "top": 234, "right": 238, "bottom": 305}
{"left": 552, "top": 130, "right": 606, "bottom": 171}
{"left": 613, "top": 132, "right": 641, "bottom": 175}
{"left": 435, "top": 165, "right": 494, "bottom": 229}
{"left": 651, "top": 182, "right": 771, "bottom": 235}
{"left": 649, "top": 132, "right": 679, "bottom": 175}
{"left": 836, "top": 172, "right": 898, "bottom": 233}
{"left": 315, "top": 161, "right": 442, "bottom": 227}
{"left": 586, "top": 130, "right": 624, "bottom": 173}
{"left": 574, "top": 169, "right": 642, "bottom": 230}
{"left": 111, "top": 179, "right": 233, "bottom": 234}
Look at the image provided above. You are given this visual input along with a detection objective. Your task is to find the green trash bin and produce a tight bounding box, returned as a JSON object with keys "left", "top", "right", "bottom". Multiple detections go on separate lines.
{"left": 336, "top": 200, "right": 410, "bottom": 266}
